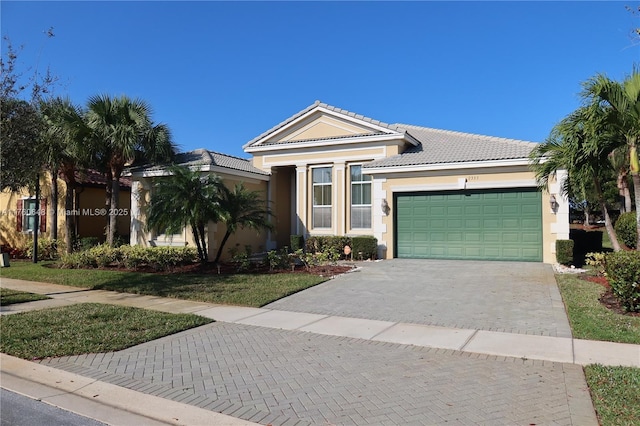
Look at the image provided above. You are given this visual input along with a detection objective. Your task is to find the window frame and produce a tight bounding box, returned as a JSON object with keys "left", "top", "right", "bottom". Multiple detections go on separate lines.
{"left": 21, "top": 198, "right": 39, "bottom": 234}
{"left": 350, "top": 164, "right": 372, "bottom": 230}
{"left": 311, "top": 166, "right": 333, "bottom": 229}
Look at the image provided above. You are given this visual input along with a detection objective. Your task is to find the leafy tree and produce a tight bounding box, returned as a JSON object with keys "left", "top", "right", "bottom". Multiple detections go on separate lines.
{"left": 85, "top": 94, "right": 175, "bottom": 246}
{"left": 530, "top": 103, "right": 623, "bottom": 251}
{"left": 0, "top": 98, "right": 43, "bottom": 191}
{"left": 585, "top": 71, "right": 640, "bottom": 249}
{"left": 146, "top": 165, "right": 225, "bottom": 263}
{"left": 213, "top": 183, "right": 273, "bottom": 264}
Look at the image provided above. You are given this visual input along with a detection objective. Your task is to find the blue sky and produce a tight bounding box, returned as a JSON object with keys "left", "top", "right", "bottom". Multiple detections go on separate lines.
{"left": 2, "top": 1, "right": 639, "bottom": 159}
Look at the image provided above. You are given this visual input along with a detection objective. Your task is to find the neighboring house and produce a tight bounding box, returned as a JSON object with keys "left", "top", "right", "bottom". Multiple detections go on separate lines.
{"left": 0, "top": 170, "right": 131, "bottom": 250}
{"left": 131, "top": 101, "right": 569, "bottom": 263}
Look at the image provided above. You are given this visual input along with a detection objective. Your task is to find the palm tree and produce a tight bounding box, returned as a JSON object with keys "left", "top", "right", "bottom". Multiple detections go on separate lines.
{"left": 213, "top": 183, "right": 273, "bottom": 264}
{"left": 86, "top": 94, "right": 175, "bottom": 246}
{"left": 530, "top": 104, "right": 623, "bottom": 251}
{"left": 146, "top": 165, "right": 225, "bottom": 262}
{"left": 609, "top": 146, "right": 632, "bottom": 213}
{"left": 585, "top": 70, "right": 640, "bottom": 249}
{"left": 39, "top": 97, "right": 87, "bottom": 252}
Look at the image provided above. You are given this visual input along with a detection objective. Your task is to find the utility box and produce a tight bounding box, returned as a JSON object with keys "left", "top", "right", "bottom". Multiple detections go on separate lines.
{"left": 1, "top": 253, "right": 10, "bottom": 267}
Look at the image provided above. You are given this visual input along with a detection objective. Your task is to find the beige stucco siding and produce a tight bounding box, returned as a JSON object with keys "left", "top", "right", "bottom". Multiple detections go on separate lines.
{"left": 131, "top": 171, "right": 269, "bottom": 262}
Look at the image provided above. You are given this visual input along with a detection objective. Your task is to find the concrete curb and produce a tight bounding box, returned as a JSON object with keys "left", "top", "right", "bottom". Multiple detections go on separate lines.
{"left": 0, "top": 353, "right": 260, "bottom": 426}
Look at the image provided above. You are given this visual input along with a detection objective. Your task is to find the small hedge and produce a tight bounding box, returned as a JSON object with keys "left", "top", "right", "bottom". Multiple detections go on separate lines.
{"left": 605, "top": 251, "right": 640, "bottom": 312}
{"left": 290, "top": 235, "right": 304, "bottom": 252}
{"left": 59, "top": 245, "right": 198, "bottom": 271}
{"left": 304, "top": 235, "right": 378, "bottom": 260}
{"left": 555, "top": 239, "right": 574, "bottom": 266}
{"left": 351, "top": 236, "right": 378, "bottom": 260}
{"left": 615, "top": 212, "right": 638, "bottom": 249}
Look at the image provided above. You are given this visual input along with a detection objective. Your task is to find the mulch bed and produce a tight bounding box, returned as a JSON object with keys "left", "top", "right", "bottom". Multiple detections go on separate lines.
{"left": 580, "top": 275, "right": 640, "bottom": 317}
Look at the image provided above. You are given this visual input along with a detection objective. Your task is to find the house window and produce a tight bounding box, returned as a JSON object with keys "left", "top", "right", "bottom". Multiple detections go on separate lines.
{"left": 351, "top": 165, "right": 372, "bottom": 229}
{"left": 17, "top": 198, "right": 45, "bottom": 233}
{"left": 312, "top": 167, "right": 332, "bottom": 228}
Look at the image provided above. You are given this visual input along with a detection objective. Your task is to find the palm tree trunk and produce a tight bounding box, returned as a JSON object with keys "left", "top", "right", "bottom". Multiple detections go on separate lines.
{"left": 214, "top": 230, "right": 232, "bottom": 264}
{"left": 190, "top": 223, "right": 205, "bottom": 262}
{"left": 594, "top": 177, "right": 622, "bottom": 251}
{"left": 64, "top": 182, "right": 75, "bottom": 254}
{"left": 50, "top": 170, "right": 58, "bottom": 241}
{"left": 197, "top": 223, "right": 208, "bottom": 262}
{"left": 104, "top": 169, "right": 112, "bottom": 244}
{"left": 109, "top": 177, "right": 119, "bottom": 246}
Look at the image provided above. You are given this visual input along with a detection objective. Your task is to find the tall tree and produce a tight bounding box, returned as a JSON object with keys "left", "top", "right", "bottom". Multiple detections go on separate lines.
{"left": 146, "top": 165, "right": 225, "bottom": 263}
{"left": 585, "top": 71, "right": 640, "bottom": 249}
{"left": 39, "top": 97, "right": 87, "bottom": 252}
{"left": 213, "top": 183, "right": 273, "bottom": 264}
{"left": 530, "top": 104, "right": 623, "bottom": 251}
{"left": 85, "top": 94, "right": 175, "bottom": 246}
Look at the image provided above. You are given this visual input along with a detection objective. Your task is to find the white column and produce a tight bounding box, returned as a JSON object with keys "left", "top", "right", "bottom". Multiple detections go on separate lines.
{"left": 295, "top": 165, "right": 308, "bottom": 236}
{"left": 372, "top": 177, "right": 388, "bottom": 258}
{"left": 130, "top": 180, "right": 142, "bottom": 246}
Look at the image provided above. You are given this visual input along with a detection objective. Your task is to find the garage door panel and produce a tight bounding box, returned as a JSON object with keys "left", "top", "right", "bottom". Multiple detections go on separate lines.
{"left": 395, "top": 189, "right": 542, "bottom": 261}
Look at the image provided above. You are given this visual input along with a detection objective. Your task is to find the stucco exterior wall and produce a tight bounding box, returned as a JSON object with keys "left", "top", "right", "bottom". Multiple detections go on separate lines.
{"left": 131, "top": 171, "right": 269, "bottom": 262}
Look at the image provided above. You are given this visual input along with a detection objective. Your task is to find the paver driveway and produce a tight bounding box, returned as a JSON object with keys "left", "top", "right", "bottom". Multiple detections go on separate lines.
{"left": 35, "top": 259, "right": 596, "bottom": 425}
{"left": 267, "top": 259, "right": 572, "bottom": 337}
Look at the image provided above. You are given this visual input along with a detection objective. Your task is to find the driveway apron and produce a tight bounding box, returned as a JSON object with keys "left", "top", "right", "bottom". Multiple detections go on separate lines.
{"left": 266, "top": 259, "right": 572, "bottom": 338}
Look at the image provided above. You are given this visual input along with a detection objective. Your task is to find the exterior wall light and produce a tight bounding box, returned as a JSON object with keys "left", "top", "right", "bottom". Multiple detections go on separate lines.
{"left": 381, "top": 198, "right": 390, "bottom": 216}
{"left": 550, "top": 194, "right": 558, "bottom": 213}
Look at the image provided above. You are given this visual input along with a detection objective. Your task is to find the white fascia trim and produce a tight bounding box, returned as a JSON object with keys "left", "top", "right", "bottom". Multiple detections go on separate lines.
{"left": 262, "top": 147, "right": 388, "bottom": 168}
{"left": 363, "top": 158, "right": 531, "bottom": 174}
{"left": 391, "top": 179, "right": 537, "bottom": 193}
{"left": 245, "top": 133, "right": 405, "bottom": 153}
{"left": 134, "top": 165, "right": 270, "bottom": 181}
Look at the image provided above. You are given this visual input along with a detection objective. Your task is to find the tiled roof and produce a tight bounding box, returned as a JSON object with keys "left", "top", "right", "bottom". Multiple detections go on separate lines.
{"left": 364, "top": 124, "right": 537, "bottom": 168}
{"left": 75, "top": 169, "right": 131, "bottom": 188}
{"left": 243, "top": 101, "right": 398, "bottom": 149}
{"left": 137, "top": 149, "right": 270, "bottom": 176}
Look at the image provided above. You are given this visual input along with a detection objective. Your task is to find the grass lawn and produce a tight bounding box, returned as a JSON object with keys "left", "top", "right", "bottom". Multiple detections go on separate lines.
{"left": 584, "top": 364, "right": 640, "bottom": 426}
{"left": 0, "top": 303, "right": 213, "bottom": 359}
{"left": 556, "top": 274, "right": 640, "bottom": 344}
{"left": 1, "top": 261, "right": 327, "bottom": 307}
{"left": 0, "top": 288, "right": 50, "bottom": 306}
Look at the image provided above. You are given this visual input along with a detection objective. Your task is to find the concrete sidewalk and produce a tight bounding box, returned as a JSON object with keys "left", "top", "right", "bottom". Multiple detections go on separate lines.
{"left": 2, "top": 278, "right": 638, "bottom": 367}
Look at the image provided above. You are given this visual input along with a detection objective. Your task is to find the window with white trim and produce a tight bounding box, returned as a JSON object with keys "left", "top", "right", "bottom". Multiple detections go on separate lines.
{"left": 312, "top": 167, "right": 332, "bottom": 228}
{"left": 22, "top": 199, "right": 38, "bottom": 233}
{"left": 350, "top": 165, "right": 372, "bottom": 229}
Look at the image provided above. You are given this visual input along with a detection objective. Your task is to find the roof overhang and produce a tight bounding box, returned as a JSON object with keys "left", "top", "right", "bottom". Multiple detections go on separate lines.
{"left": 128, "top": 164, "right": 270, "bottom": 182}
{"left": 363, "top": 158, "right": 531, "bottom": 174}
{"left": 245, "top": 133, "right": 409, "bottom": 153}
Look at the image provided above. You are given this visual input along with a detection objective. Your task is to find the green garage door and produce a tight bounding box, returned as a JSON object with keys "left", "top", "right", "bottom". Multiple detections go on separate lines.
{"left": 395, "top": 188, "right": 542, "bottom": 261}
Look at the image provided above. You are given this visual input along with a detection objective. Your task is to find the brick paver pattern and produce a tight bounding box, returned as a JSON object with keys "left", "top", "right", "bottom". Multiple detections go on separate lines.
{"left": 267, "top": 259, "right": 572, "bottom": 337}
{"left": 41, "top": 322, "right": 589, "bottom": 425}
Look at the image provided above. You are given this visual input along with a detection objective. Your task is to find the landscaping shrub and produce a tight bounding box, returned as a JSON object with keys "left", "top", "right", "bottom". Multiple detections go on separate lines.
{"left": 26, "top": 238, "right": 64, "bottom": 261}
{"left": 555, "top": 239, "right": 574, "bottom": 266}
{"left": 585, "top": 252, "right": 607, "bottom": 276}
{"left": 305, "top": 236, "right": 351, "bottom": 258}
{"left": 605, "top": 251, "right": 640, "bottom": 312}
{"left": 351, "top": 236, "right": 378, "bottom": 260}
{"left": 290, "top": 235, "right": 304, "bottom": 252}
{"left": 614, "top": 212, "right": 638, "bottom": 249}
{"left": 76, "top": 237, "right": 100, "bottom": 251}
{"left": 59, "top": 245, "right": 197, "bottom": 271}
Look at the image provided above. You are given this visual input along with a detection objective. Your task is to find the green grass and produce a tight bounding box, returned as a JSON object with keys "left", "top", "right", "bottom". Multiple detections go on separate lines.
{"left": 584, "top": 365, "right": 640, "bottom": 426}
{"left": 0, "top": 288, "right": 50, "bottom": 305}
{"left": 556, "top": 274, "right": 640, "bottom": 344}
{"left": 1, "top": 261, "right": 327, "bottom": 307}
{"left": 0, "top": 303, "right": 213, "bottom": 359}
